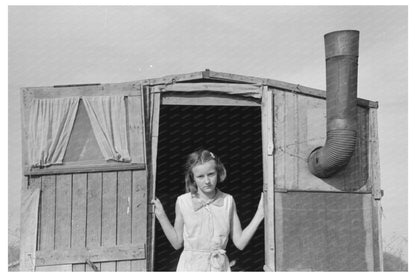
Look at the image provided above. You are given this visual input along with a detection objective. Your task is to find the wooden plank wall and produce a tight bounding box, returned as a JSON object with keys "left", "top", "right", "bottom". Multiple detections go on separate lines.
{"left": 271, "top": 88, "right": 380, "bottom": 271}
{"left": 34, "top": 170, "right": 147, "bottom": 271}
{"left": 272, "top": 88, "right": 369, "bottom": 192}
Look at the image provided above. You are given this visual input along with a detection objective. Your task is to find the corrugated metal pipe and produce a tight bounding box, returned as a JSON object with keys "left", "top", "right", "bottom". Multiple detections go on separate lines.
{"left": 308, "top": 30, "right": 359, "bottom": 178}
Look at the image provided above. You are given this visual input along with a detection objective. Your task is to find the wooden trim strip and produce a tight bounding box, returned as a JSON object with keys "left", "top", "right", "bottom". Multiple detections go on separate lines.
{"left": 261, "top": 86, "right": 276, "bottom": 271}
{"left": 358, "top": 99, "right": 379, "bottom": 109}
{"left": 143, "top": 69, "right": 380, "bottom": 108}
{"left": 149, "top": 92, "right": 161, "bottom": 272}
{"left": 369, "top": 108, "right": 382, "bottom": 200}
{"left": 35, "top": 244, "right": 146, "bottom": 266}
{"left": 24, "top": 163, "right": 146, "bottom": 176}
{"left": 368, "top": 107, "right": 383, "bottom": 270}
{"left": 277, "top": 189, "right": 374, "bottom": 194}
{"left": 206, "top": 71, "right": 378, "bottom": 108}
{"left": 161, "top": 93, "right": 261, "bottom": 107}
{"left": 153, "top": 82, "right": 261, "bottom": 97}
{"left": 22, "top": 82, "right": 142, "bottom": 99}
{"left": 143, "top": 71, "right": 203, "bottom": 85}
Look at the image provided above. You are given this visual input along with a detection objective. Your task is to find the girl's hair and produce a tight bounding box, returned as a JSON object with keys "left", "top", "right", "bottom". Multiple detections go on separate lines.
{"left": 184, "top": 149, "right": 227, "bottom": 194}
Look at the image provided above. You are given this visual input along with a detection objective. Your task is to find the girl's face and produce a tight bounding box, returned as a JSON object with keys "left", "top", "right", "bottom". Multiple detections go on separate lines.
{"left": 192, "top": 160, "right": 218, "bottom": 195}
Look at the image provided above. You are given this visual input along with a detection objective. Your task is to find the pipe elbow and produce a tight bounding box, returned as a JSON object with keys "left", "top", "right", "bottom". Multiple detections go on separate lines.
{"left": 308, "top": 129, "right": 357, "bottom": 178}
{"left": 308, "top": 30, "right": 359, "bottom": 179}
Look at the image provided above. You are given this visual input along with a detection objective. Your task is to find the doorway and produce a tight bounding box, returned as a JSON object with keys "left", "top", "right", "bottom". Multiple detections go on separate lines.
{"left": 154, "top": 104, "right": 264, "bottom": 271}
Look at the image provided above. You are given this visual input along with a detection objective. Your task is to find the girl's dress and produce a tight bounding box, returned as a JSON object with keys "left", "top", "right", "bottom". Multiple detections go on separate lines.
{"left": 176, "top": 189, "right": 234, "bottom": 272}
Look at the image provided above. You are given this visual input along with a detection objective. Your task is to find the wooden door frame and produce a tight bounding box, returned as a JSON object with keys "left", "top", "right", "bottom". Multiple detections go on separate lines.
{"left": 261, "top": 86, "right": 276, "bottom": 271}
{"left": 148, "top": 84, "right": 275, "bottom": 271}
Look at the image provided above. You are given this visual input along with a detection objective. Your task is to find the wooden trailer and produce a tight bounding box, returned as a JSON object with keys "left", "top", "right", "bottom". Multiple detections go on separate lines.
{"left": 19, "top": 69, "right": 382, "bottom": 271}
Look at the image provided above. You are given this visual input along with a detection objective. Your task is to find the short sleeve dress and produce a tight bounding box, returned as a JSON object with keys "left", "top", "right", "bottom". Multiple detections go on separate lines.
{"left": 176, "top": 189, "right": 234, "bottom": 272}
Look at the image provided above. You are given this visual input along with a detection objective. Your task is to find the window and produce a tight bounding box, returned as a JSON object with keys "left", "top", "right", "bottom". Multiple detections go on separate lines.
{"left": 63, "top": 100, "right": 105, "bottom": 162}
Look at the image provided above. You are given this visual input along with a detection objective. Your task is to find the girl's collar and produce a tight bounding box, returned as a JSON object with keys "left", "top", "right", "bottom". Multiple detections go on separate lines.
{"left": 191, "top": 189, "right": 224, "bottom": 211}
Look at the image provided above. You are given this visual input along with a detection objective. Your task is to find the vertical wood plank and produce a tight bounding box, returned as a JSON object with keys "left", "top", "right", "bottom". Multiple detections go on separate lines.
{"left": 20, "top": 88, "right": 33, "bottom": 169}
{"left": 71, "top": 173, "right": 87, "bottom": 272}
{"left": 148, "top": 91, "right": 160, "bottom": 271}
{"left": 358, "top": 107, "right": 369, "bottom": 188}
{"left": 261, "top": 87, "right": 276, "bottom": 271}
{"left": 100, "top": 172, "right": 117, "bottom": 272}
{"left": 55, "top": 174, "right": 72, "bottom": 250}
{"left": 40, "top": 175, "right": 56, "bottom": 251}
{"left": 30, "top": 177, "right": 42, "bottom": 252}
{"left": 20, "top": 176, "right": 41, "bottom": 271}
{"left": 274, "top": 90, "right": 285, "bottom": 190}
{"left": 86, "top": 172, "right": 102, "bottom": 272}
{"left": 117, "top": 171, "right": 132, "bottom": 271}
{"left": 273, "top": 192, "right": 284, "bottom": 271}
{"left": 128, "top": 95, "right": 145, "bottom": 164}
{"left": 297, "top": 96, "right": 309, "bottom": 167}
{"left": 369, "top": 108, "right": 382, "bottom": 198}
{"left": 131, "top": 170, "right": 148, "bottom": 271}
{"left": 369, "top": 108, "right": 383, "bottom": 270}
{"left": 284, "top": 92, "right": 298, "bottom": 189}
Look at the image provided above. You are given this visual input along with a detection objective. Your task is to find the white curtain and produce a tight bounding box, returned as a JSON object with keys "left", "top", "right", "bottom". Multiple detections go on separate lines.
{"left": 83, "top": 95, "right": 131, "bottom": 162}
{"left": 28, "top": 97, "right": 80, "bottom": 167}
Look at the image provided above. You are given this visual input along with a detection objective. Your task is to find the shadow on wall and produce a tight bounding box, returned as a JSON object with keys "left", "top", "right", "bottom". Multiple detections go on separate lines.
{"left": 8, "top": 244, "right": 20, "bottom": 272}
{"left": 383, "top": 252, "right": 408, "bottom": 271}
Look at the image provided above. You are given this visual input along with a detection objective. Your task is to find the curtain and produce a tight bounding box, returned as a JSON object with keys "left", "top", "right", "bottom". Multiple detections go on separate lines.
{"left": 83, "top": 95, "right": 131, "bottom": 162}
{"left": 28, "top": 97, "right": 79, "bottom": 167}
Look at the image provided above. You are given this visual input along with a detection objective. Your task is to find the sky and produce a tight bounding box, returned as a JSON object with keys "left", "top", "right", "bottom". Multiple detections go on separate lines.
{"left": 7, "top": 5, "right": 409, "bottom": 262}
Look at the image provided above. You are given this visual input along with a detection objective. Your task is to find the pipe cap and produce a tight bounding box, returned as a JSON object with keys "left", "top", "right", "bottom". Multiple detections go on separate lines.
{"left": 325, "top": 30, "right": 359, "bottom": 58}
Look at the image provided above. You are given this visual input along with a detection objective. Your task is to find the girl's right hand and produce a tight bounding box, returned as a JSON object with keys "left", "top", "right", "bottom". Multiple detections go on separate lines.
{"left": 151, "top": 197, "right": 166, "bottom": 219}
{"left": 256, "top": 192, "right": 264, "bottom": 219}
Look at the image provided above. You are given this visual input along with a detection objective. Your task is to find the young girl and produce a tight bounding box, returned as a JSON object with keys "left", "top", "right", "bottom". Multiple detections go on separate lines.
{"left": 151, "top": 149, "right": 264, "bottom": 271}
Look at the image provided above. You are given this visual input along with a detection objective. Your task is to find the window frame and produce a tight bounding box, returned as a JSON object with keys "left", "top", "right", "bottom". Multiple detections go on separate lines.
{"left": 21, "top": 83, "right": 146, "bottom": 176}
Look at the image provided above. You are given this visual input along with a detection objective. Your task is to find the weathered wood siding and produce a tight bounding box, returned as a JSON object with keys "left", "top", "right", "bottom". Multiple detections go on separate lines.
{"left": 272, "top": 88, "right": 369, "bottom": 192}
{"left": 33, "top": 170, "right": 147, "bottom": 271}
{"left": 21, "top": 82, "right": 148, "bottom": 271}
{"left": 19, "top": 77, "right": 381, "bottom": 272}
{"left": 270, "top": 88, "right": 382, "bottom": 271}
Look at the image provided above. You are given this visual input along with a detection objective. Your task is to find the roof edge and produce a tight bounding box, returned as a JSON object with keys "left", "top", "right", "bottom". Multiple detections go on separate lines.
{"left": 19, "top": 69, "right": 378, "bottom": 109}
{"left": 143, "top": 70, "right": 378, "bottom": 108}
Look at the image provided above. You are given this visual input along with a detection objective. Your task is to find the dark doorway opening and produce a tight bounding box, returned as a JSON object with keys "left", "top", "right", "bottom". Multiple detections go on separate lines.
{"left": 154, "top": 104, "right": 264, "bottom": 271}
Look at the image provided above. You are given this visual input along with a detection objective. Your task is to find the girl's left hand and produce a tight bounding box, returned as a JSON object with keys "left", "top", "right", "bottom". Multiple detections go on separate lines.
{"left": 151, "top": 197, "right": 166, "bottom": 219}
{"left": 256, "top": 192, "right": 264, "bottom": 219}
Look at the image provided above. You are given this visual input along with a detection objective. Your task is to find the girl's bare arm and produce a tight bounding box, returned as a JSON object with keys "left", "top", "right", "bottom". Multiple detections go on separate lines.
{"left": 151, "top": 198, "right": 184, "bottom": 250}
{"left": 230, "top": 193, "right": 264, "bottom": 250}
